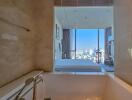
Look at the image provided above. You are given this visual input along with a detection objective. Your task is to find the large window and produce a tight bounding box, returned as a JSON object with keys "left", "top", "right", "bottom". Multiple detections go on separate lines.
{"left": 69, "top": 29, "right": 105, "bottom": 64}
{"left": 54, "top": 7, "right": 114, "bottom": 72}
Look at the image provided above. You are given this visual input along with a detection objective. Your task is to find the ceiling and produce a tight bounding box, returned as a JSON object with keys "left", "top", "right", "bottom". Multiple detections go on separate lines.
{"left": 55, "top": 7, "right": 113, "bottom": 29}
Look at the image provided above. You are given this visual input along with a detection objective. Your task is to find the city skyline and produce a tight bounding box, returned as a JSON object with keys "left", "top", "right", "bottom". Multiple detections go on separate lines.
{"left": 71, "top": 29, "right": 105, "bottom": 50}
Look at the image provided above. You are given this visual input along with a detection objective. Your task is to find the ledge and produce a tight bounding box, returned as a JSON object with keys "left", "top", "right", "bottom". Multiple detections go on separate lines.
{"left": 107, "top": 73, "right": 132, "bottom": 94}
{"left": 0, "top": 70, "right": 43, "bottom": 99}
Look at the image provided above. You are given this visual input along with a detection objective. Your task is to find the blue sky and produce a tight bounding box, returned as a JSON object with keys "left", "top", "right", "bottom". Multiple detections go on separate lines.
{"left": 71, "top": 29, "right": 105, "bottom": 50}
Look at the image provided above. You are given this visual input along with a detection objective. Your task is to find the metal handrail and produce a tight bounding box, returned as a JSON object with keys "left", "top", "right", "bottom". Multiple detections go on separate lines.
{"left": 14, "top": 77, "right": 34, "bottom": 100}
{"left": 6, "top": 74, "right": 43, "bottom": 100}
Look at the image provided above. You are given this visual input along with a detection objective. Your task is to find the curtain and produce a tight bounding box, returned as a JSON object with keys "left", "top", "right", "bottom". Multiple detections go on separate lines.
{"left": 62, "top": 29, "right": 71, "bottom": 59}
{"left": 105, "top": 27, "right": 112, "bottom": 60}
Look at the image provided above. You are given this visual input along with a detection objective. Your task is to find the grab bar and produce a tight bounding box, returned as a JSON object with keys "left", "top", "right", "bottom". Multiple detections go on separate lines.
{"left": 6, "top": 73, "right": 43, "bottom": 100}
{"left": 18, "top": 79, "right": 43, "bottom": 100}
{"left": 14, "top": 77, "right": 34, "bottom": 100}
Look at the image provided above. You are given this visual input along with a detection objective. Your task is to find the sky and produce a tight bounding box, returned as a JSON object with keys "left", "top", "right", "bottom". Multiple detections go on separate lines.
{"left": 71, "top": 29, "right": 105, "bottom": 50}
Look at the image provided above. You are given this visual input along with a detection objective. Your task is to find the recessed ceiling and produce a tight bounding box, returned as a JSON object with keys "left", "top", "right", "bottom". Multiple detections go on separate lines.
{"left": 55, "top": 6, "right": 113, "bottom": 29}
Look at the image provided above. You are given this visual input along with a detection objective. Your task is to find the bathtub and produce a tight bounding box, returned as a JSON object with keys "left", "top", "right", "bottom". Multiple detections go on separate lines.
{"left": 0, "top": 71, "right": 132, "bottom": 100}
{"left": 44, "top": 72, "right": 132, "bottom": 100}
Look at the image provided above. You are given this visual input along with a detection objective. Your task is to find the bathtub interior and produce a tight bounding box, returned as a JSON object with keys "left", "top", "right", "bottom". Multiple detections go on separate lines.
{"left": 44, "top": 73, "right": 106, "bottom": 100}
{"left": 43, "top": 73, "right": 132, "bottom": 100}
{"left": 0, "top": 71, "right": 132, "bottom": 100}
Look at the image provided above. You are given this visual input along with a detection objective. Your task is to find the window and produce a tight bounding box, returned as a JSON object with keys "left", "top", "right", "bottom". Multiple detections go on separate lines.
{"left": 63, "top": 29, "right": 105, "bottom": 64}
{"left": 54, "top": 7, "right": 114, "bottom": 72}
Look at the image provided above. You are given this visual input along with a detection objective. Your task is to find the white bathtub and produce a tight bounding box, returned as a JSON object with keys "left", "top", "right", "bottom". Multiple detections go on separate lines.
{"left": 44, "top": 72, "right": 132, "bottom": 100}
{"left": 0, "top": 71, "right": 132, "bottom": 100}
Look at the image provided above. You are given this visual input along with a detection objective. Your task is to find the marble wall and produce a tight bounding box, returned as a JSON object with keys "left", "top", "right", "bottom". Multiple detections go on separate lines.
{"left": 32, "top": 0, "right": 54, "bottom": 71}
{"left": 114, "top": 0, "right": 132, "bottom": 85}
{"left": 0, "top": 0, "right": 54, "bottom": 87}
{"left": 0, "top": 0, "right": 36, "bottom": 87}
{"left": 103, "top": 74, "right": 132, "bottom": 100}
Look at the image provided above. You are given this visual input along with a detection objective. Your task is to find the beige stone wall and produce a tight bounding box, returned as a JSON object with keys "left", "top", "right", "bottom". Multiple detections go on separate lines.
{"left": 0, "top": 0, "right": 36, "bottom": 87}
{"left": 33, "top": 0, "right": 54, "bottom": 72}
{"left": 0, "top": 0, "right": 54, "bottom": 87}
{"left": 114, "top": 0, "right": 132, "bottom": 85}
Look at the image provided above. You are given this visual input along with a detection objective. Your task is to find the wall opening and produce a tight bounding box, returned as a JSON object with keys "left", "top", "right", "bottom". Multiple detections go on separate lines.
{"left": 53, "top": 6, "right": 114, "bottom": 72}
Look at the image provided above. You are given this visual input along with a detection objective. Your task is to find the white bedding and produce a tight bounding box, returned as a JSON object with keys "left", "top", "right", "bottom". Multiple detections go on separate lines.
{"left": 55, "top": 59, "right": 101, "bottom": 72}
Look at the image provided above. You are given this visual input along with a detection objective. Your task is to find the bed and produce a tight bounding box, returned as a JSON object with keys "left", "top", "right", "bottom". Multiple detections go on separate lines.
{"left": 55, "top": 59, "right": 102, "bottom": 72}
